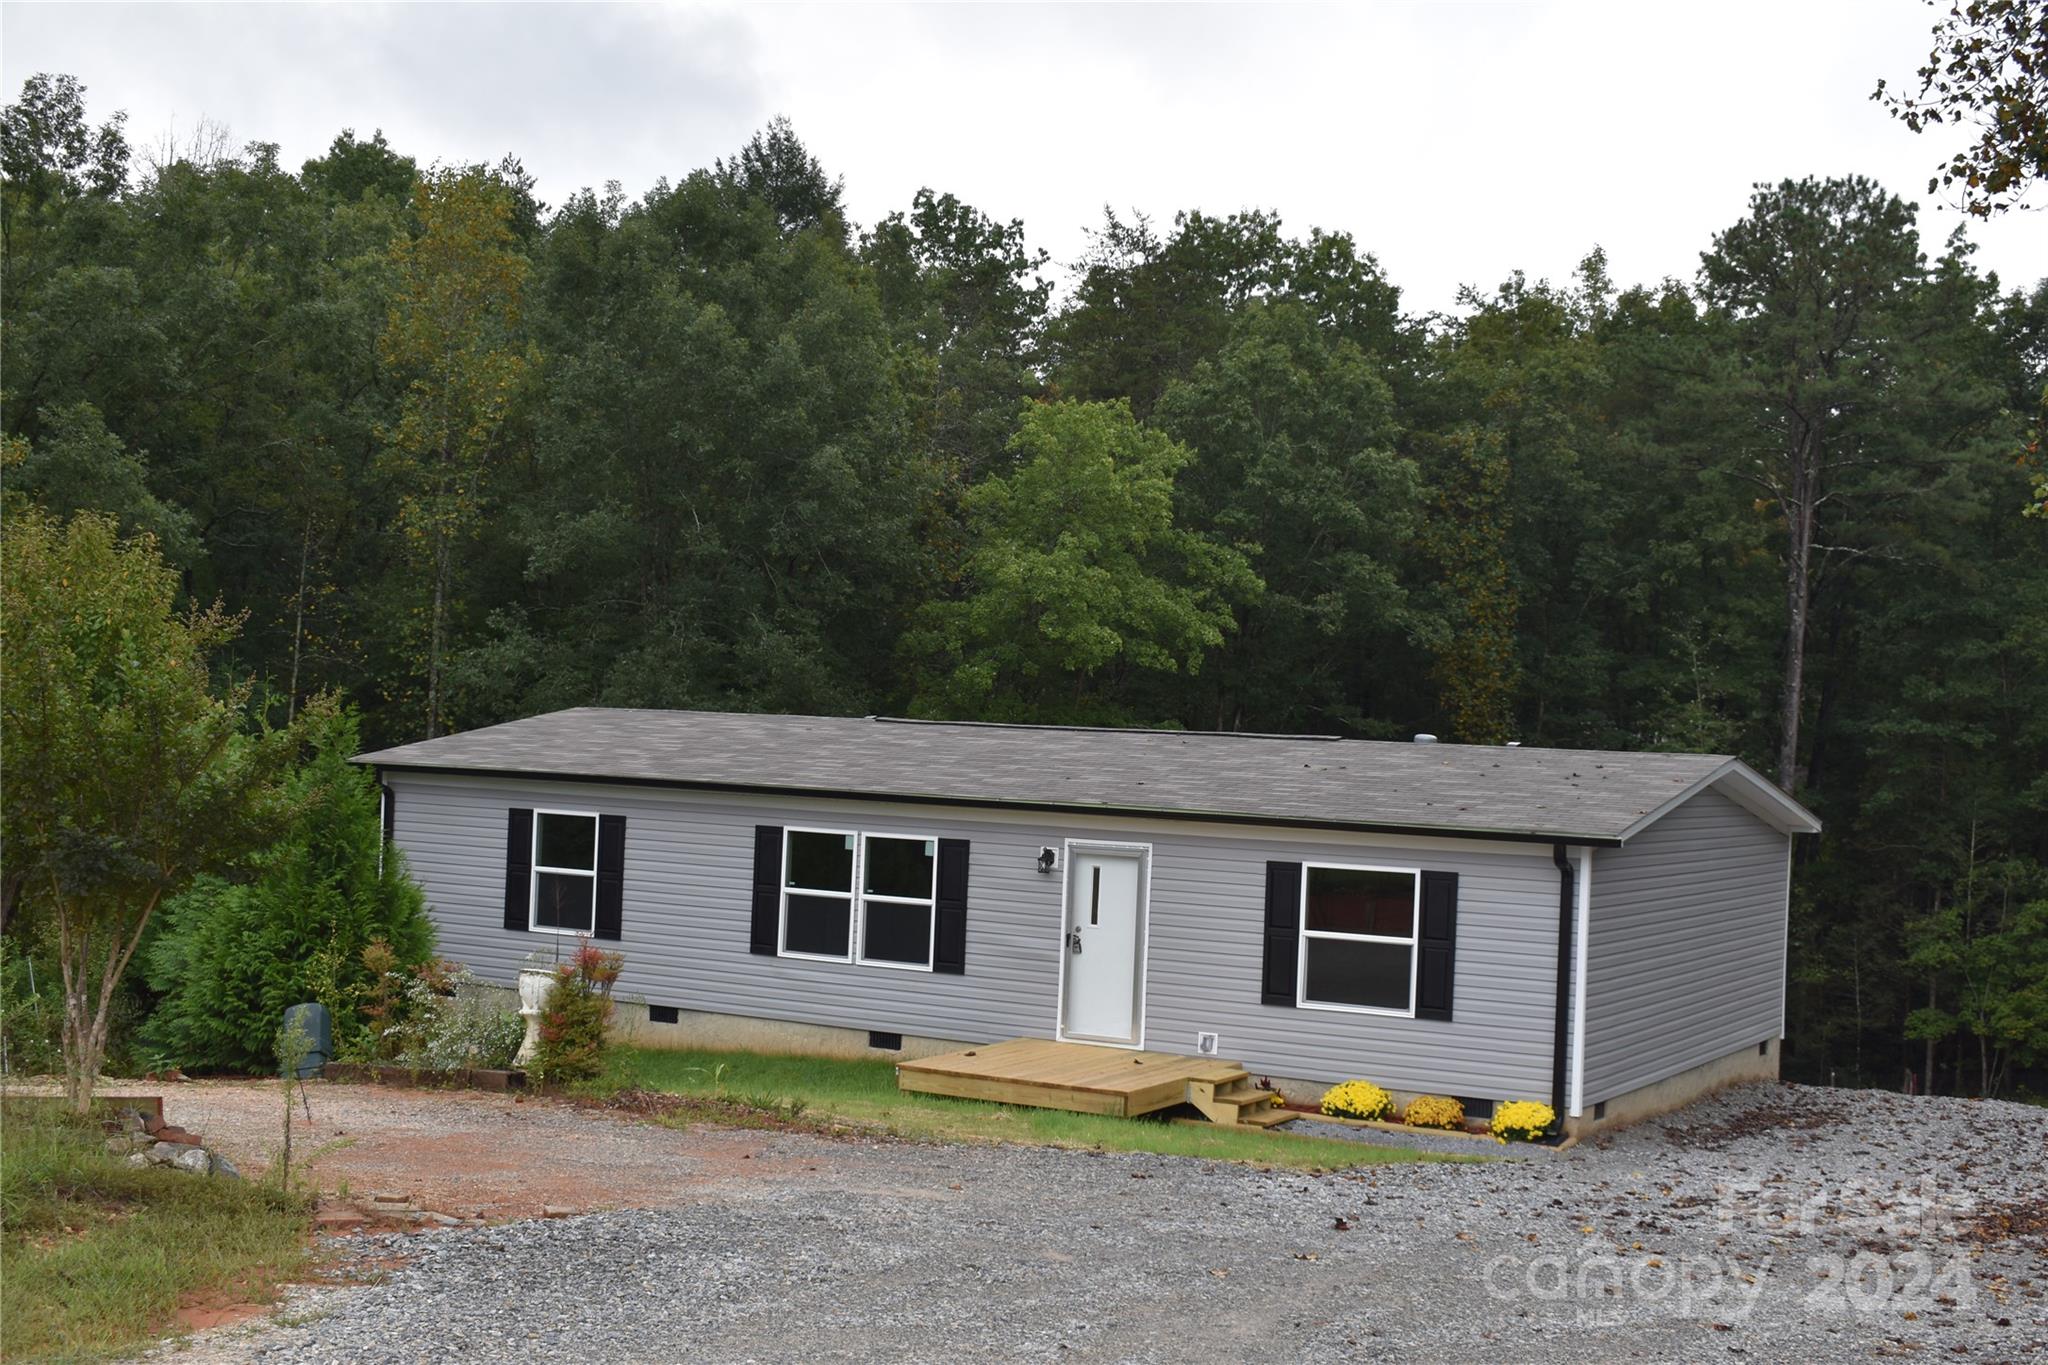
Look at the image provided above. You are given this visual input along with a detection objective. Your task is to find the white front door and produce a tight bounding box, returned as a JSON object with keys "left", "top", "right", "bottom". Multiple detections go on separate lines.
{"left": 1060, "top": 846, "right": 1146, "bottom": 1045}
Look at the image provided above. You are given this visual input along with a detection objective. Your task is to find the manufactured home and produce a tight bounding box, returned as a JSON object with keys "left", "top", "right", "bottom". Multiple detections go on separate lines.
{"left": 355, "top": 708, "right": 1820, "bottom": 1132}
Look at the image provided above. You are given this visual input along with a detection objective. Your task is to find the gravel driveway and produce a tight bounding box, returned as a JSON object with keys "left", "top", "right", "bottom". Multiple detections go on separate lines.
{"left": 139, "top": 1082, "right": 2045, "bottom": 1363}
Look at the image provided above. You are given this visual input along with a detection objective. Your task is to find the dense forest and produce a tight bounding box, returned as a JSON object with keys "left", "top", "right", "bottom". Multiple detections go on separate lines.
{"left": 3, "top": 72, "right": 2043, "bottom": 1096}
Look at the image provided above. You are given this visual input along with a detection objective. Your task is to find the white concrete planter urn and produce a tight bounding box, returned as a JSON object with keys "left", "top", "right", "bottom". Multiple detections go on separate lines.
{"left": 514, "top": 967, "right": 556, "bottom": 1068}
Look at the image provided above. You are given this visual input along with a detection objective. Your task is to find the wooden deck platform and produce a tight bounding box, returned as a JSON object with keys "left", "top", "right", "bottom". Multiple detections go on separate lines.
{"left": 896, "top": 1037, "right": 1295, "bottom": 1127}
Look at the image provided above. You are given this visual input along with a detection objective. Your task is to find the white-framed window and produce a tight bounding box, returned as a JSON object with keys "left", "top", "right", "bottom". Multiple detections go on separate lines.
{"left": 1297, "top": 863, "right": 1419, "bottom": 1016}
{"left": 856, "top": 833, "right": 937, "bottom": 971}
{"left": 780, "top": 827, "right": 858, "bottom": 960}
{"left": 532, "top": 808, "right": 600, "bottom": 935}
{"left": 778, "top": 827, "right": 939, "bottom": 969}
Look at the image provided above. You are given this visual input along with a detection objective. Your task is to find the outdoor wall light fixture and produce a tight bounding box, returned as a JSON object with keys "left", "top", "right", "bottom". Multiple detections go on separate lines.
{"left": 1037, "top": 846, "right": 1059, "bottom": 874}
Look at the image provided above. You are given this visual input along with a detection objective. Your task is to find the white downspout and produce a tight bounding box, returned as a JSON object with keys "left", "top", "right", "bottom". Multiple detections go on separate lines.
{"left": 1779, "top": 834, "right": 1793, "bottom": 1044}
{"left": 1568, "top": 847, "right": 1593, "bottom": 1118}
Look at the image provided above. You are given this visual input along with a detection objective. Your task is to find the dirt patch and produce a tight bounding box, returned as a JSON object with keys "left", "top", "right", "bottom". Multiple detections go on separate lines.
{"left": 1964, "top": 1191, "right": 2048, "bottom": 1252}
{"left": 566, "top": 1086, "right": 868, "bottom": 1137}
{"left": 174, "top": 1291, "right": 274, "bottom": 1334}
{"left": 31, "top": 1079, "right": 863, "bottom": 1226}
{"left": 1658, "top": 1096, "right": 1847, "bottom": 1150}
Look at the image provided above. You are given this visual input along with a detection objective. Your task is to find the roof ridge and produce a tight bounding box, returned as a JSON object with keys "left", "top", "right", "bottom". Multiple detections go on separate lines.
{"left": 866, "top": 716, "right": 1342, "bottom": 742}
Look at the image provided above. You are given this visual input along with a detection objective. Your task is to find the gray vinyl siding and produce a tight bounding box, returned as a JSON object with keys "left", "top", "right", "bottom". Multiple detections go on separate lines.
{"left": 387, "top": 772, "right": 1567, "bottom": 1101}
{"left": 1581, "top": 789, "right": 1789, "bottom": 1105}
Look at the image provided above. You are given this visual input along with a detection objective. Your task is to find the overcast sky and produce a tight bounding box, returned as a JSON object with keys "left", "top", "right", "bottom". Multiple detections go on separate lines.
{"left": 3, "top": 1, "right": 2041, "bottom": 313}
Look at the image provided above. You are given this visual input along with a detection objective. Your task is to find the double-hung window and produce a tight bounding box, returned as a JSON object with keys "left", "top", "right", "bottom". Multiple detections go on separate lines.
{"left": 857, "top": 834, "right": 937, "bottom": 970}
{"left": 778, "top": 828, "right": 938, "bottom": 970}
{"left": 1297, "top": 864, "right": 1419, "bottom": 1015}
{"left": 532, "top": 810, "right": 599, "bottom": 934}
{"left": 781, "top": 828, "right": 857, "bottom": 959}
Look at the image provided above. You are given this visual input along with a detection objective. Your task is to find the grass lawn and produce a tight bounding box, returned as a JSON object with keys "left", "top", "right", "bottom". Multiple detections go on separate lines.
{"left": 602, "top": 1046, "right": 1477, "bottom": 1170}
{"left": 0, "top": 1104, "right": 310, "bottom": 1362}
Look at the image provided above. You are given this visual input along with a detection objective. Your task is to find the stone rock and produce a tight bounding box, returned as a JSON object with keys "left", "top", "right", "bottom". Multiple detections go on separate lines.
{"left": 154, "top": 1125, "right": 201, "bottom": 1146}
{"left": 209, "top": 1153, "right": 242, "bottom": 1180}
{"left": 142, "top": 1112, "right": 166, "bottom": 1136}
{"left": 540, "top": 1205, "right": 576, "bottom": 1219}
{"left": 149, "top": 1140, "right": 201, "bottom": 1165}
{"left": 126, "top": 1152, "right": 151, "bottom": 1168}
{"left": 170, "top": 1146, "right": 213, "bottom": 1176}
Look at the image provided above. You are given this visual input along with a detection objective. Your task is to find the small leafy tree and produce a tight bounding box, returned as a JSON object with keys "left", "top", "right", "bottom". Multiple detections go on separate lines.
{"left": 143, "top": 708, "right": 435, "bottom": 1071}
{"left": 273, "top": 1016, "right": 313, "bottom": 1192}
{"left": 908, "top": 399, "right": 1261, "bottom": 723}
{"left": 377, "top": 166, "right": 531, "bottom": 738}
{"left": 532, "top": 942, "right": 622, "bottom": 1084}
{"left": 0, "top": 510, "right": 304, "bottom": 1111}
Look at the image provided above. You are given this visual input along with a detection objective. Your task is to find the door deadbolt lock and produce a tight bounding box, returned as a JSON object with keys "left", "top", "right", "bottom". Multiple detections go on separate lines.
{"left": 1066, "top": 929, "right": 1083, "bottom": 956}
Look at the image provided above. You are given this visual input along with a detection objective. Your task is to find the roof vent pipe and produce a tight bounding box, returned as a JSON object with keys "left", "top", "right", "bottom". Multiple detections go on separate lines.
{"left": 1412, "top": 733, "right": 1437, "bottom": 744}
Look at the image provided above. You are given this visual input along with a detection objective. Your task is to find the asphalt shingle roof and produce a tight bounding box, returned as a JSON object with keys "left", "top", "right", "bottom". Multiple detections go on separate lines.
{"left": 355, "top": 708, "right": 1815, "bottom": 845}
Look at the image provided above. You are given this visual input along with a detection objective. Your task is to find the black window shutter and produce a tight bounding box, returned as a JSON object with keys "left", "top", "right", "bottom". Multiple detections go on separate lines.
{"left": 1261, "top": 861, "right": 1303, "bottom": 1005}
{"left": 594, "top": 814, "right": 626, "bottom": 941}
{"left": 504, "top": 808, "right": 534, "bottom": 932}
{"left": 381, "top": 783, "right": 396, "bottom": 848}
{"left": 1416, "top": 870, "right": 1459, "bottom": 1021}
{"left": 750, "top": 825, "right": 783, "bottom": 955}
{"left": 933, "top": 839, "right": 971, "bottom": 974}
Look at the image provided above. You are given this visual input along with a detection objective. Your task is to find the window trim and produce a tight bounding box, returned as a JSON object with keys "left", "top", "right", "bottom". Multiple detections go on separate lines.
{"left": 854, "top": 830, "right": 939, "bottom": 973}
{"left": 776, "top": 826, "right": 944, "bottom": 970}
{"left": 778, "top": 825, "right": 859, "bottom": 963}
{"left": 530, "top": 807, "right": 600, "bottom": 937}
{"left": 1295, "top": 861, "right": 1421, "bottom": 1018}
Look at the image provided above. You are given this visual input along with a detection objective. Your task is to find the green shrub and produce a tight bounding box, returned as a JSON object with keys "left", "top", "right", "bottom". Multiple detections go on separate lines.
{"left": 533, "top": 942, "right": 623, "bottom": 1084}
{"left": 0, "top": 927, "right": 151, "bottom": 1079}
{"left": 0, "top": 932, "right": 64, "bottom": 1076}
{"left": 382, "top": 962, "right": 525, "bottom": 1071}
{"left": 142, "top": 710, "right": 435, "bottom": 1071}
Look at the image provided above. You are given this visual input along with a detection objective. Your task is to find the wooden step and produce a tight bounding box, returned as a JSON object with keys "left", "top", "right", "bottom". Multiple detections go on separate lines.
{"left": 1238, "top": 1105, "right": 1298, "bottom": 1128}
{"left": 1185, "top": 1076, "right": 1291, "bottom": 1125}
{"left": 1208, "top": 1088, "right": 1277, "bottom": 1109}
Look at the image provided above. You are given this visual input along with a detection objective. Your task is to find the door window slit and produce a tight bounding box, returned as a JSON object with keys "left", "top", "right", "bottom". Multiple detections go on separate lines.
{"left": 1090, "top": 866, "right": 1101, "bottom": 925}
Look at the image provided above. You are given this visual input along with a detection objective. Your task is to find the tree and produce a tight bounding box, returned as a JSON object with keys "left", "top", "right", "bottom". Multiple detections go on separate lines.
{"left": 1152, "top": 300, "right": 1418, "bottom": 732}
{"left": 378, "top": 167, "right": 531, "bottom": 737}
{"left": 1421, "top": 424, "right": 1520, "bottom": 744}
{"left": 1697, "top": 177, "right": 1932, "bottom": 792}
{"left": 863, "top": 187, "right": 1050, "bottom": 477}
{"left": 0, "top": 402, "right": 196, "bottom": 563}
{"left": 143, "top": 708, "right": 434, "bottom": 1071}
{"left": 1875, "top": 0, "right": 2048, "bottom": 216}
{"left": 0, "top": 510, "right": 303, "bottom": 1110}
{"left": 0, "top": 72, "right": 128, "bottom": 253}
{"left": 714, "top": 115, "right": 844, "bottom": 238}
{"left": 301, "top": 128, "right": 417, "bottom": 204}
{"left": 908, "top": 399, "right": 1261, "bottom": 722}
{"left": 465, "top": 165, "right": 929, "bottom": 720}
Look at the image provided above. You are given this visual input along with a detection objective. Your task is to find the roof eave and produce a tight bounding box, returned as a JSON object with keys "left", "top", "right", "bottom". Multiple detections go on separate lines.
{"left": 354, "top": 756, "right": 1629, "bottom": 848}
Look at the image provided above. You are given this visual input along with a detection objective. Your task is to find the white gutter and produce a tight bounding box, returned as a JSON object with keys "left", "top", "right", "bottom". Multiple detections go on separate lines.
{"left": 1568, "top": 846, "right": 1592, "bottom": 1118}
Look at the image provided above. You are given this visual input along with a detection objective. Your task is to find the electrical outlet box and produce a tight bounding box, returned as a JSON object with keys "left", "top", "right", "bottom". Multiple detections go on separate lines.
{"left": 1195, "top": 1031, "right": 1220, "bottom": 1056}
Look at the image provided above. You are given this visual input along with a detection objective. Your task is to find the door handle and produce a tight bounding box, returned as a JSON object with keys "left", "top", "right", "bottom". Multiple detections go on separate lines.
{"left": 1067, "top": 929, "right": 1083, "bottom": 956}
